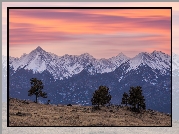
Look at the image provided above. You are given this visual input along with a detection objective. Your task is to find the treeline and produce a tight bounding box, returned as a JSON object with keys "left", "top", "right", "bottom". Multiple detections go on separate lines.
{"left": 91, "top": 85, "right": 146, "bottom": 112}
{"left": 28, "top": 78, "right": 146, "bottom": 112}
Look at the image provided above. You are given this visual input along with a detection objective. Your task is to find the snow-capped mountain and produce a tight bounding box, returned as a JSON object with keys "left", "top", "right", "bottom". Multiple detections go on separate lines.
{"left": 2, "top": 55, "right": 7, "bottom": 71}
{"left": 9, "top": 46, "right": 170, "bottom": 80}
{"left": 172, "top": 52, "right": 179, "bottom": 120}
{"left": 9, "top": 46, "right": 131, "bottom": 79}
{"left": 10, "top": 46, "right": 55, "bottom": 72}
{"left": 172, "top": 52, "right": 179, "bottom": 71}
{"left": 126, "top": 51, "right": 171, "bottom": 74}
{"left": 2, "top": 55, "right": 7, "bottom": 102}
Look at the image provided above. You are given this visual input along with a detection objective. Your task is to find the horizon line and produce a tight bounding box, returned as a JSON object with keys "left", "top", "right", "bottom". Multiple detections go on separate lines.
{"left": 8, "top": 46, "right": 171, "bottom": 60}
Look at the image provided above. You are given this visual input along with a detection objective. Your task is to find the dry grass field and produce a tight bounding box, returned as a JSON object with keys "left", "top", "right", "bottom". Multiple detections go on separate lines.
{"left": 9, "top": 98, "right": 171, "bottom": 126}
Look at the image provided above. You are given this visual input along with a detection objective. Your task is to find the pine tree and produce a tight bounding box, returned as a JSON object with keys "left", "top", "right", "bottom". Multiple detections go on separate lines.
{"left": 128, "top": 86, "right": 146, "bottom": 112}
{"left": 28, "top": 78, "right": 47, "bottom": 103}
{"left": 121, "top": 92, "right": 129, "bottom": 106}
{"left": 91, "top": 85, "right": 111, "bottom": 109}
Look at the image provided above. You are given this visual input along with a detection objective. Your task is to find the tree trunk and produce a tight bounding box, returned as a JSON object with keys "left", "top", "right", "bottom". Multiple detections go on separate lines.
{"left": 36, "top": 95, "right": 38, "bottom": 103}
{"left": 134, "top": 104, "right": 136, "bottom": 111}
{"left": 137, "top": 104, "right": 139, "bottom": 112}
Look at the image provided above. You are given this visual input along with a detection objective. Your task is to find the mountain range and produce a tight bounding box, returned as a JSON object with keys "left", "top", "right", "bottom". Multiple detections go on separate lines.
{"left": 9, "top": 46, "right": 171, "bottom": 80}
{"left": 6, "top": 46, "right": 172, "bottom": 114}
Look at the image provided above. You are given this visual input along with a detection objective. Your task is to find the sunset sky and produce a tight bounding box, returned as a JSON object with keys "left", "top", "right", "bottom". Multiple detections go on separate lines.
{"left": 8, "top": 7, "right": 171, "bottom": 59}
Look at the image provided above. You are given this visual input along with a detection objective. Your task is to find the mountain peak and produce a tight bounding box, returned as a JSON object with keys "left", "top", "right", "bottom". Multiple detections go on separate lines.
{"left": 151, "top": 50, "right": 163, "bottom": 55}
{"left": 35, "top": 46, "right": 43, "bottom": 51}
{"left": 116, "top": 52, "right": 129, "bottom": 59}
{"left": 151, "top": 50, "right": 171, "bottom": 56}
{"left": 151, "top": 50, "right": 170, "bottom": 58}
{"left": 134, "top": 52, "right": 149, "bottom": 59}
{"left": 139, "top": 52, "right": 149, "bottom": 55}
{"left": 31, "top": 46, "right": 46, "bottom": 55}
{"left": 80, "top": 53, "right": 93, "bottom": 58}
{"left": 117, "top": 52, "right": 124, "bottom": 56}
{"left": 81, "top": 53, "right": 90, "bottom": 56}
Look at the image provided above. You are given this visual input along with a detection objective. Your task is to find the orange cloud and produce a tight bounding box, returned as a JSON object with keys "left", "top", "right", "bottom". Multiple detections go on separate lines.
{"left": 9, "top": 9, "right": 171, "bottom": 34}
{"left": 9, "top": 8, "right": 171, "bottom": 58}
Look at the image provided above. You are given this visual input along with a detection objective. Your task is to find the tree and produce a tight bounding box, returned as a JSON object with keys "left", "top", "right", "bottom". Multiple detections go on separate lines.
{"left": 91, "top": 85, "right": 111, "bottom": 109}
{"left": 121, "top": 92, "right": 129, "bottom": 106}
{"left": 28, "top": 78, "right": 47, "bottom": 103}
{"left": 128, "top": 86, "right": 146, "bottom": 112}
{"left": 47, "top": 100, "right": 50, "bottom": 105}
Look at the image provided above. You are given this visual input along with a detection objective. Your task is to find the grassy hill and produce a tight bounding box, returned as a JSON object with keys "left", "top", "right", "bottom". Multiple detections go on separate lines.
{"left": 9, "top": 98, "right": 171, "bottom": 126}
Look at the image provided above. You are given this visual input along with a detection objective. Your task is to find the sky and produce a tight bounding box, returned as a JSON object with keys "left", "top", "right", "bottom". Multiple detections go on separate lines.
{"left": 2, "top": 2, "right": 176, "bottom": 59}
{"left": 8, "top": 8, "right": 171, "bottom": 59}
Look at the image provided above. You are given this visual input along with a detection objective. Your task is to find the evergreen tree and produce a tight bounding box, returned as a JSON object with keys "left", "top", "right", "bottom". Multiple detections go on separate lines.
{"left": 91, "top": 85, "right": 111, "bottom": 109}
{"left": 28, "top": 78, "right": 47, "bottom": 103}
{"left": 121, "top": 92, "right": 129, "bottom": 106}
{"left": 128, "top": 86, "right": 146, "bottom": 112}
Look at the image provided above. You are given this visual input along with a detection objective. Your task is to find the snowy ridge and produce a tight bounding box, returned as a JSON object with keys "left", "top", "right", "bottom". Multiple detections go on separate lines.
{"left": 9, "top": 46, "right": 171, "bottom": 80}
{"left": 127, "top": 51, "right": 171, "bottom": 74}
{"left": 172, "top": 53, "right": 179, "bottom": 71}
{"left": 2, "top": 55, "right": 7, "bottom": 68}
